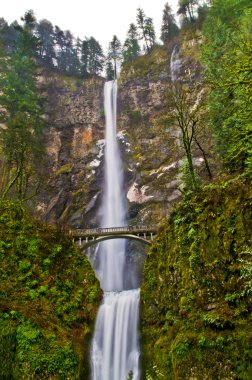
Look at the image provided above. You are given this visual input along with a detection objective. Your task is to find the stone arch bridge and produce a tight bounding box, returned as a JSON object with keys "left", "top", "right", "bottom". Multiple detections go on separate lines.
{"left": 69, "top": 225, "right": 158, "bottom": 250}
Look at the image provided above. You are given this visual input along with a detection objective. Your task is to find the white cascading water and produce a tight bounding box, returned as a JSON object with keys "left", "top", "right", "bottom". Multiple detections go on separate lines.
{"left": 170, "top": 44, "right": 182, "bottom": 81}
{"left": 90, "top": 81, "right": 140, "bottom": 380}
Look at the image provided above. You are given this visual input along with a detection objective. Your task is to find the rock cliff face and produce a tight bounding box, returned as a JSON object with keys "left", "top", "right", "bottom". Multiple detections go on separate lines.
{"left": 35, "top": 75, "right": 105, "bottom": 227}
{"left": 35, "top": 75, "right": 180, "bottom": 227}
{"left": 35, "top": 38, "right": 215, "bottom": 228}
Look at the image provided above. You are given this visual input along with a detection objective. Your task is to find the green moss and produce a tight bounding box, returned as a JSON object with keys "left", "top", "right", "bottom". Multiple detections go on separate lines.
{"left": 141, "top": 179, "right": 252, "bottom": 379}
{"left": 56, "top": 163, "right": 73, "bottom": 176}
{"left": 0, "top": 200, "right": 101, "bottom": 379}
{"left": 120, "top": 46, "right": 169, "bottom": 83}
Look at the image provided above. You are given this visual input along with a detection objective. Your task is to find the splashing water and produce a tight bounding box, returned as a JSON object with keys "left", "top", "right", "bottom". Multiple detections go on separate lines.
{"left": 89, "top": 81, "right": 140, "bottom": 380}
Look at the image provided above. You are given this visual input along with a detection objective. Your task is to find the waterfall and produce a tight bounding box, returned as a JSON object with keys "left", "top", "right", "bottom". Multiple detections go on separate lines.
{"left": 170, "top": 44, "right": 182, "bottom": 81}
{"left": 89, "top": 81, "right": 140, "bottom": 380}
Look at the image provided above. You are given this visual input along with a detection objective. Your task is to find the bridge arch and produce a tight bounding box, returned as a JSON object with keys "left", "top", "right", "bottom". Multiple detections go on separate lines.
{"left": 78, "top": 234, "right": 152, "bottom": 250}
{"left": 69, "top": 225, "right": 157, "bottom": 251}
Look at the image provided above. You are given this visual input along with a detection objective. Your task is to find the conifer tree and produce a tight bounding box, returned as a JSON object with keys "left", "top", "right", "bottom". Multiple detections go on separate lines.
{"left": 177, "top": 0, "right": 199, "bottom": 23}
{"left": 123, "top": 23, "right": 140, "bottom": 64}
{"left": 105, "top": 60, "right": 114, "bottom": 81}
{"left": 136, "top": 8, "right": 155, "bottom": 52}
{"left": 36, "top": 19, "right": 55, "bottom": 67}
{"left": 161, "top": 3, "right": 179, "bottom": 44}
{"left": 0, "top": 11, "right": 45, "bottom": 199}
{"left": 107, "top": 35, "right": 122, "bottom": 79}
{"left": 87, "top": 37, "right": 104, "bottom": 75}
{"left": 81, "top": 37, "right": 104, "bottom": 77}
{"left": 81, "top": 38, "right": 90, "bottom": 77}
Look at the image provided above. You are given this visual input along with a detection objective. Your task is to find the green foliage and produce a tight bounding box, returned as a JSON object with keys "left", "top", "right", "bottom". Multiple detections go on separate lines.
{"left": 0, "top": 15, "right": 46, "bottom": 200}
{"left": 179, "top": 159, "right": 201, "bottom": 191}
{"left": 0, "top": 200, "right": 101, "bottom": 378}
{"left": 239, "top": 246, "right": 252, "bottom": 296}
{"left": 201, "top": 0, "right": 252, "bottom": 179}
{"left": 81, "top": 36, "right": 104, "bottom": 77}
{"left": 141, "top": 180, "right": 252, "bottom": 379}
{"left": 127, "top": 370, "right": 134, "bottom": 380}
{"left": 178, "top": 0, "right": 199, "bottom": 23}
{"left": 146, "top": 365, "right": 165, "bottom": 379}
{"left": 36, "top": 19, "right": 56, "bottom": 67}
{"left": 120, "top": 45, "right": 169, "bottom": 83}
{"left": 136, "top": 8, "right": 156, "bottom": 53}
{"left": 107, "top": 35, "right": 122, "bottom": 79}
{"left": 56, "top": 163, "right": 73, "bottom": 176}
{"left": 128, "top": 109, "right": 143, "bottom": 126}
{"left": 0, "top": 315, "right": 79, "bottom": 379}
{"left": 161, "top": 3, "right": 179, "bottom": 44}
{"left": 164, "top": 82, "right": 210, "bottom": 190}
{"left": 123, "top": 23, "right": 140, "bottom": 64}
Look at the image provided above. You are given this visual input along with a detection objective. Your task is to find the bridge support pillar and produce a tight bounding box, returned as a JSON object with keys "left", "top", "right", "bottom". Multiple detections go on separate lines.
{"left": 79, "top": 238, "right": 82, "bottom": 247}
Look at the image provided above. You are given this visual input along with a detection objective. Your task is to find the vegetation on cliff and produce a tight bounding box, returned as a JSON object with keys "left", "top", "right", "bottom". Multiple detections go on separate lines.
{"left": 202, "top": 0, "right": 252, "bottom": 180}
{"left": 0, "top": 1, "right": 251, "bottom": 378}
{"left": 139, "top": 2, "right": 252, "bottom": 378}
{"left": 0, "top": 12, "right": 46, "bottom": 201}
{"left": 141, "top": 180, "right": 252, "bottom": 379}
{"left": 0, "top": 200, "right": 101, "bottom": 379}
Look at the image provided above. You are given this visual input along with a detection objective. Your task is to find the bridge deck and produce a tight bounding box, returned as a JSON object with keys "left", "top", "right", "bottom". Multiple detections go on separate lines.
{"left": 69, "top": 225, "right": 158, "bottom": 238}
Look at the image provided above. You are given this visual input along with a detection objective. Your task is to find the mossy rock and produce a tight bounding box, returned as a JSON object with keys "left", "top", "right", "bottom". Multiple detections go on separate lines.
{"left": 141, "top": 179, "right": 252, "bottom": 379}
{"left": 120, "top": 46, "right": 169, "bottom": 83}
{"left": 0, "top": 200, "right": 101, "bottom": 379}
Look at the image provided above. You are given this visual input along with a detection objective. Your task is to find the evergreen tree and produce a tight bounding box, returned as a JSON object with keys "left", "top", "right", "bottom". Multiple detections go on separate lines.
{"left": 67, "top": 35, "right": 82, "bottom": 76}
{"left": 105, "top": 60, "right": 114, "bottom": 81}
{"left": 136, "top": 8, "right": 149, "bottom": 51}
{"left": 81, "top": 38, "right": 89, "bottom": 77}
{"left": 0, "top": 18, "right": 10, "bottom": 50}
{"left": 62, "top": 30, "right": 74, "bottom": 72}
{"left": 107, "top": 35, "right": 122, "bottom": 79}
{"left": 144, "top": 17, "right": 156, "bottom": 50}
{"left": 87, "top": 37, "right": 104, "bottom": 75}
{"left": 81, "top": 37, "right": 104, "bottom": 77}
{"left": 54, "top": 28, "right": 81, "bottom": 75}
{"left": 136, "top": 8, "right": 156, "bottom": 52}
{"left": 54, "top": 25, "right": 65, "bottom": 70}
{"left": 0, "top": 12, "right": 45, "bottom": 199}
{"left": 123, "top": 23, "right": 140, "bottom": 64}
{"left": 177, "top": 0, "right": 199, "bottom": 23}
{"left": 36, "top": 19, "right": 55, "bottom": 67}
{"left": 161, "top": 3, "right": 179, "bottom": 44}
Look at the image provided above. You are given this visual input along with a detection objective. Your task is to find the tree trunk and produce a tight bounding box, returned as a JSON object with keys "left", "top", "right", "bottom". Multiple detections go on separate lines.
{"left": 194, "top": 137, "right": 213, "bottom": 179}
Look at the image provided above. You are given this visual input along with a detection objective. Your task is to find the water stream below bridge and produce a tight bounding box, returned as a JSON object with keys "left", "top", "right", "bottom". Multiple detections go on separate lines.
{"left": 89, "top": 81, "right": 140, "bottom": 380}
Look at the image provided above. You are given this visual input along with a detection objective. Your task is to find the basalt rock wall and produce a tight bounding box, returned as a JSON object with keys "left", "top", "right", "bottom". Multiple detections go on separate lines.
{"left": 35, "top": 37, "right": 214, "bottom": 228}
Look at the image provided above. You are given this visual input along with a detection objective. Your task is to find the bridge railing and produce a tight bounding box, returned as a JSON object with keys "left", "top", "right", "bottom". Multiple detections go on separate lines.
{"left": 69, "top": 225, "right": 158, "bottom": 237}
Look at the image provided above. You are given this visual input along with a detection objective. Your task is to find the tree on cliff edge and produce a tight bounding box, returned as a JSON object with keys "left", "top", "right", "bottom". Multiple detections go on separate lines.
{"left": 178, "top": 0, "right": 199, "bottom": 23}
{"left": 0, "top": 11, "right": 45, "bottom": 200}
{"left": 123, "top": 23, "right": 140, "bottom": 64}
{"left": 161, "top": 2, "right": 179, "bottom": 44}
{"left": 136, "top": 8, "right": 156, "bottom": 53}
{"left": 81, "top": 37, "right": 104, "bottom": 77}
{"left": 107, "top": 35, "right": 122, "bottom": 79}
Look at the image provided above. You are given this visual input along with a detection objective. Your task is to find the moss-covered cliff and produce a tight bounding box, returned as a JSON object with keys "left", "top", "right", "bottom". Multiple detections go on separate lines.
{"left": 141, "top": 179, "right": 252, "bottom": 379}
{"left": 0, "top": 200, "right": 101, "bottom": 379}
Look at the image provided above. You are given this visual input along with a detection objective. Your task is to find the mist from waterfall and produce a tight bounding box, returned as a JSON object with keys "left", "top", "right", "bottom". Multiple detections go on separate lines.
{"left": 89, "top": 81, "right": 140, "bottom": 380}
